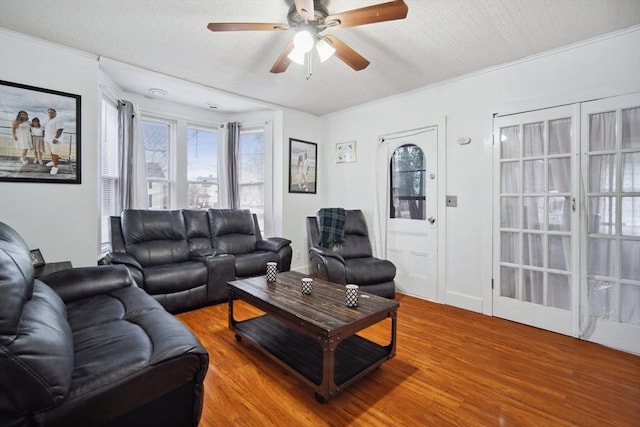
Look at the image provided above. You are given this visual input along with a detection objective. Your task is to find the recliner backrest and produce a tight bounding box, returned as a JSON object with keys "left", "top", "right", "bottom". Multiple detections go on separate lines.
{"left": 182, "top": 209, "right": 212, "bottom": 254}
{"left": 0, "top": 222, "right": 74, "bottom": 417}
{"left": 121, "top": 210, "right": 190, "bottom": 266}
{"left": 341, "top": 210, "right": 373, "bottom": 259}
{"left": 208, "top": 209, "right": 257, "bottom": 255}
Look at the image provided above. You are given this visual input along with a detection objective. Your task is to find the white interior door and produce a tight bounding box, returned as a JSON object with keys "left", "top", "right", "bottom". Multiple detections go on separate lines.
{"left": 385, "top": 127, "right": 438, "bottom": 300}
{"left": 493, "top": 105, "right": 579, "bottom": 336}
{"left": 580, "top": 94, "right": 640, "bottom": 355}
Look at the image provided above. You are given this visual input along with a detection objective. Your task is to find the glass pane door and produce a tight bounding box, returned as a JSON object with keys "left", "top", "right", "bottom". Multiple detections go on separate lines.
{"left": 494, "top": 105, "right": 578, "bottom": 335}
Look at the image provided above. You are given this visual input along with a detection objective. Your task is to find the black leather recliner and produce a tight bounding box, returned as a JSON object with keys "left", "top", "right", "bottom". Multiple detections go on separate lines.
{"left": 0, "top": 221, "right": 208, "bottom": 427}
{"left": 306, "top": 209, "right": 396, "bottom": 298}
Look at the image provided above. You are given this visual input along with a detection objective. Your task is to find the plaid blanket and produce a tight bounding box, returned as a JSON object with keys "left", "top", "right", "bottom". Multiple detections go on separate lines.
{"left": 318, "top": 208, "right": 346, "bottom": 248}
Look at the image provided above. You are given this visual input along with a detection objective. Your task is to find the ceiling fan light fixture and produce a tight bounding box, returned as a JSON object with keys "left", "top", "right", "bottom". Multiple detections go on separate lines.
{"left": 287, "top": 46, "right": 306, "bottom": 65}
{"left": 292, "top": 30, "right": 314, "bottom": 53}
{"left": 316, "top": 38, "right": 335, "bottom": 62}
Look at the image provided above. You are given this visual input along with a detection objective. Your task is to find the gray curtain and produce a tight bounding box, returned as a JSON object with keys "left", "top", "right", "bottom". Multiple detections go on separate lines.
{"left": 226, "top": 122, "right": 240, "bottom": 209}
{"left": 116, "top": 101, "right": 147, "bottom": 213}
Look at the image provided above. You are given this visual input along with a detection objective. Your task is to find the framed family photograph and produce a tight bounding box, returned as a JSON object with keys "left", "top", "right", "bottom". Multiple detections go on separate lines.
{"left": 0, "top": 80, "right": 81, "bottom": 184}
{"left": 288, "top": 138, "right": 317, "bottom": 194}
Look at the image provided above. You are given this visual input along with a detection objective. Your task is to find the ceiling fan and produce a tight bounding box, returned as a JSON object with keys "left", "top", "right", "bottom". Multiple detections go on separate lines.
{"left": 207, "top": 0, "right": 409, "bottom": 74}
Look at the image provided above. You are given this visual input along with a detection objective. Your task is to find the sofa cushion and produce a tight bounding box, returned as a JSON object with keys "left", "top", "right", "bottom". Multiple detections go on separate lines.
{"left": 0, "top": 281, "right": 74, "bottom": 415}
{"left": 340, "top": 210, "right": 373, "bottom": 259}
{"left": 344, "top": 257, "right": 396, "bottom": 286}
{"left": 208, "top": 209, "right": 257, "bottom": 255}
{"left": 121, "top": 210, "right": 190, "bottom": 266}
{"left": 182, "top": 209, "right": 212, "bottom": 254}
{"left": 141, "top": 261, "right": 208, "bottom": 295}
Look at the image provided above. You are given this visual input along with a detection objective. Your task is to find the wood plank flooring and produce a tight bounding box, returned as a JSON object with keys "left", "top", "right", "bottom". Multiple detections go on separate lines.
{"left": 176, "top": 293, "right": 640, "bottom": 426}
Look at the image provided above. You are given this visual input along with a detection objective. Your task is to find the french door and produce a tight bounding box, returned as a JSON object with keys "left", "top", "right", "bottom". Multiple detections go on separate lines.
{"left": 493, "top": 105, "right": 579, "bottom": 336}
{"left": 494, "top": 94, "right": 640, "bottom": 354}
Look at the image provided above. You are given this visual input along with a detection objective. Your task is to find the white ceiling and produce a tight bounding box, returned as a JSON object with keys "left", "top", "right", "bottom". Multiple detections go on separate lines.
{"left": 1, "top": 0, "right": 639, "bottom": 116}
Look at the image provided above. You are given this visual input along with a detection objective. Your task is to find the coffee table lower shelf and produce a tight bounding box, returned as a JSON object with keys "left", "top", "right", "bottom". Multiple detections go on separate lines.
{"left": 233, "top": 314, "right": 391, "bottom": 402}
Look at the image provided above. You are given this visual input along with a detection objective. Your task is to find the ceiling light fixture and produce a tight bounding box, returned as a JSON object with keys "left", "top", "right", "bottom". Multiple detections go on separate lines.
{"left": 316, "top": 37, "right": 336, "bottom": 63}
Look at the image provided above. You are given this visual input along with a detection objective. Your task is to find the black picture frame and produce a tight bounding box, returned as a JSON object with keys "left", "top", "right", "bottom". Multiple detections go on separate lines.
{"left": 30, "top": 248, "right": 45, "bottom": 267}
{"left": 0, "top": 80, "right": 81, "bottom": 184}
{"left": 289, "top": 138, "right": 317, "bottom": 194}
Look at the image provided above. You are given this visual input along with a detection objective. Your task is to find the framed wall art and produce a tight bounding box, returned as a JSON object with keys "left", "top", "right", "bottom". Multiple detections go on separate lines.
{"left": 0, "top": 80, "right": 81, "bottom": 184}
{"left": 288, "top": 138, "right": 317, "bottom": 194}
{"left": 336, "top": 140, "right": 356, "bottom": 163}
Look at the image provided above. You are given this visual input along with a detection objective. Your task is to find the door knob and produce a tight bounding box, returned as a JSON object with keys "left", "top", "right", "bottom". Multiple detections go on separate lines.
{"left": 428, "top": 216, "right": 436, "bottom": 224}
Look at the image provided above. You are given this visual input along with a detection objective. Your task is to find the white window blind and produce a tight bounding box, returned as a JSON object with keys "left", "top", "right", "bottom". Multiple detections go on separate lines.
{"left": 100, "top": 99, "right": 119, "bottom": 253}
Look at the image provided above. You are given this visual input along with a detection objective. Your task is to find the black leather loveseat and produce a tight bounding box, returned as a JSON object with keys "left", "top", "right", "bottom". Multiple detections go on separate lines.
{"left": 0, "top": 221, "right": 208, "bottom": 427}
{"left": 107, "top": 208, "right": 292, "bottom": 313}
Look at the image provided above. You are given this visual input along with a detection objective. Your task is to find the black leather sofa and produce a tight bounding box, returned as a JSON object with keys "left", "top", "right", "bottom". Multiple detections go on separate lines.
{"left": 108, "top": 208, "right": 292, "bottom": 313}
{"left": 0, "top": 221, "right": 208, "bottom": 427}
{"left": 306, "top": 209, "right": 396, "bottom": 298}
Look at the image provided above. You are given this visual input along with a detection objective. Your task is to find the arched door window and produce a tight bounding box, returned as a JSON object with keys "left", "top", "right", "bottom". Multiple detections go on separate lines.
{"left": 390, "top": 144, "right": 426, "bottom": 219}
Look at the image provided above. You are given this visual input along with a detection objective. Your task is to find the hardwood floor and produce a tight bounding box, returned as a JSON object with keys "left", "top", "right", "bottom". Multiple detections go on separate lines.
{"left": 177, "top": 293, "right": 640, "bottom": 426}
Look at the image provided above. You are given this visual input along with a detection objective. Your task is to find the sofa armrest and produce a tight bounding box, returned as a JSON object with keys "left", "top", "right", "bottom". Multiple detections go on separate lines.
{"left": 256, "top": 237, "right": 291, "bottom": 253}
{"left": 39, "top": 265, "right": 135, "bottom": 303}
{"left": 309, "top": 246, "right": 345, "bottom": 263}
{"left": 105, "top": 251, "right": 144, "bottom": 271}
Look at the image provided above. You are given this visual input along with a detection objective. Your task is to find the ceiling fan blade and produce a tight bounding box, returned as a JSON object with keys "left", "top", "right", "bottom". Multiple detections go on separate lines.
{"left": 270, "top": 41, "right": 294, "bottom": 74}
{"left": 325, "top": 0, "right": 408, "bottom": 28}
{"left": 294, "top": 0, "right": 316, "bottom": 21}
{"left": 207, "top": 22, "right": 289, "bottom": 32}
{"left": 325, "top": 35, "right": 370, "bottom": 71}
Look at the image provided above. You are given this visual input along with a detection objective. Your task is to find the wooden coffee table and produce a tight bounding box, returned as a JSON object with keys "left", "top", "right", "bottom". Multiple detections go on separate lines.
{"left": 228, "top": 271, "right": 399, "bottom": 402}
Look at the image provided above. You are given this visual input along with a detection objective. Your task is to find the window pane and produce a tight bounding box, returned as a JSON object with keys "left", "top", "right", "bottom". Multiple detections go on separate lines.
{"left": 548, "top": 235, "right": 570, "bottom": 271}
{"left": 188, "top": 182, "right": 218, "bottom": 209}
{"left": 589, "top": 154, "right": 617, "bottom": 193}
{"left": 548, "top": 196, "right": 570, "bottom": 232}
{"left": 548, "top": 118, "right": 571, "bottom": 155}
{"left": 621, "top": 197, "right": 640, "bottom": 236}
{"left": 500, "top": 266, "right": 518, "bottom": 298}
{"left": 588, "top": 279, "right": 616, "bottom": 320}
{"left": 500, "top": 126, "right": 520, "bottom": 159}
{"left": 523, "top": 159, "right": 544, "bottom": 193}
{"left": 548, "top": 273, "right": 570, "bottom": 310}
{"left": 390, "top": 144, "right": 426, "bottom": 220}
{"left": 548, "top": 157, "right": 570, "bottom": 193}
{"left": 621, "top": 239, "right": 640, "bottom": 281}
{"left": 522, "top": 269, "right": 543, "bottom": 304}
{"left": 142, "top": 121, "right": 169, "bottom": 179}
{"left": 500, "top": 196, "right": 520, "bottom": 228}
{"left": 588, "top": 238, "right": 616, "bottom": 277}
{"left": 148, "top": 181, "right": 169, "bottom": 209}
{"left": 622, "top": 152, "right": 640, "bottom": 193}
{"left": 588, "top": 197, "right": 616, "bottom": 234}
{"left": 621, "top": 284, "right": 640, "bottom": 326}
{"left": 523, "top": 122, "right": 544, "bottom": 157}
{"left": 501, "top": 161, "right": 520, "bottom": 193}
{"left": 523, "top": 196, "right": 544, "bottom": 230}
{"left": 622, "top": 107, "right": 640, "bottom": 149}
{"left": 501, "top": 232, "right": 519, "bottom": 264}
{"left": 522, "top": 233, "right": 544, "bottom": 267}
{"left": 187, "top": 127, "right": 217, "bottom": 182}
{"left": 589, "top": 111, "right": 616, "bottom": 151}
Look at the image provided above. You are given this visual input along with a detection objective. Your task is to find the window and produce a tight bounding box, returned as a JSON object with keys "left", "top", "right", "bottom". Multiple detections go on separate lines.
{"left": 99, "top": 98, "right": 118, "bottom": 254}
{"left": 238, "top": 127, "right": 265, "bottom": 229}
{"left": 141, "top": 119, "right": 172, "bottom": 209}
{"left": 390, "top": 144, "right": 426, "bottom": 219}
{"left": 187, "top": 126, "right": 219, "bottom": 209}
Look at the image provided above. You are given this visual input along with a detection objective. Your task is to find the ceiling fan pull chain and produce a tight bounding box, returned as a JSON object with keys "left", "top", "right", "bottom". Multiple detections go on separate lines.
{"left": 306, "top": 52, "right": 313, "bottom": 80}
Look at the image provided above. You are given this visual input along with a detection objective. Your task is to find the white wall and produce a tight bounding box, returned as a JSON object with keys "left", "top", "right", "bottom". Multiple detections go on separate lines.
{"left": 0, "top": 30, "right": 99, "bottom": 267}
{"left": 320, "top": 28, "right": 640, "bottom": 313}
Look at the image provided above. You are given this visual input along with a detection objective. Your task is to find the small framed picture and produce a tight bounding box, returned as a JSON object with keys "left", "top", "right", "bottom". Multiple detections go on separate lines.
{"left": 336, "top": 141, "right": 356, "bottom": 163}
{"left": 30, "top": 249, "right": 45, "bottom": 267}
